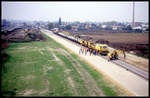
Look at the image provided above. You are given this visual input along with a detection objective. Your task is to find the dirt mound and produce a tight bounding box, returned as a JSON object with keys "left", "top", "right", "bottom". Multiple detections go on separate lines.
{"left": 27, "top": 33, "right": 46, "bottom": 41}
{"left": 2, "top": 28, "right": 47, "bottom": 42}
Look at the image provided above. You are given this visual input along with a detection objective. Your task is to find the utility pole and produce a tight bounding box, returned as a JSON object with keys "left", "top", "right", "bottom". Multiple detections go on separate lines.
{"left": 132, "top": 1, "right": 135, "bottom": 27}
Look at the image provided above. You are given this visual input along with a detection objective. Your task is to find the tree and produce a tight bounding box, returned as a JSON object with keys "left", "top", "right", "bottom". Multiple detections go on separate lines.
{"left": 2, "top": 19, "right": 10, "bottom": 26}
{"left": 2, "top": 19, "right": 7, "bottom": 26}
{"left": 126, "top": 25, "right": 132, "bottom": 31}
{"left": 23, "top": 22, "right": 27, "bottom": 27}
{"left": 65, "top": 25, "right": 72, "bottom": 30}
{"left": 105, "top": 26, "right": 112, "bottom": 30}
{"left": 48, "top": 22, "right": 54, "bottom": 30}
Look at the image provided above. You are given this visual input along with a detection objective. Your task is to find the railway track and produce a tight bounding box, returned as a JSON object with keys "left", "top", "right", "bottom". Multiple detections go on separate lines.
{"left": 54, "top": 32, "right": 149, "bottom": 80}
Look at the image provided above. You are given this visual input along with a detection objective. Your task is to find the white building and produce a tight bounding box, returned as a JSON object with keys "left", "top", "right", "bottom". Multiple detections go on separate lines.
{"left": 101, "top": 25, "right": 107, "bottom": 28}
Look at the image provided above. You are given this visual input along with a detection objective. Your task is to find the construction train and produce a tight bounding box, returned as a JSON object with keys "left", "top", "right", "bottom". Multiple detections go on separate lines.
{"left": 54, "top": 31, "right": 125, "bottom": 60}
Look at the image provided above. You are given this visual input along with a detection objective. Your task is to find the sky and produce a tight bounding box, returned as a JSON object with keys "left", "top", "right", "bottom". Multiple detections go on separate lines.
{"left": 1, "top": 1, "right": 149, "bottom": 23}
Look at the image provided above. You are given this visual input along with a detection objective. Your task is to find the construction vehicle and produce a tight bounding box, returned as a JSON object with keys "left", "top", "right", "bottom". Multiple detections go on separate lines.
{"left": 79, "top": 40, "right": 88, "bottom": 47}
{"left": 83, "top": 40, "right": 88, "bottom": 47}
{"left": 107, "top": 49, "right": 125, "bottom": 60}
{"left": 79, "top": 39, "right": 109, "bottom": 55}
{"left": 95, "top": 44, "right": 109, "bottom": 55}
{"left": 87, "top": 42, "right": 95, "bottom": 49}
{"left": 79, "top": 40, "right": 83, "bottom": 45}
{"left": 53, "top": 28, "right": 59, "bottom": 33}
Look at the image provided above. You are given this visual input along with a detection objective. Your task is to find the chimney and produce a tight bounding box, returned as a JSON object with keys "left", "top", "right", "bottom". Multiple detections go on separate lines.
{"left": 132, "top": 2, "right": 135, "bottom": 27}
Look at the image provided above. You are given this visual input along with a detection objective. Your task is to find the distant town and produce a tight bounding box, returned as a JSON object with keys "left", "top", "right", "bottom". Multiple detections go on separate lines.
{"left": 2, "top": 18, "right": 149, "bottom": 34}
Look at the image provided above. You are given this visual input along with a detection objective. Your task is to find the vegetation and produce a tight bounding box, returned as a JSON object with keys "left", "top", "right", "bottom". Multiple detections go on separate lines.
{"left": 48, "top": 22, "right": 54, "bottom": 30}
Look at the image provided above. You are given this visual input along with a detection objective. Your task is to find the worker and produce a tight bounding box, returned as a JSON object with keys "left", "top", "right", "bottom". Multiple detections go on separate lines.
{"left": 96, "top": 50, "right": 99, "bottom": 55}
{"left": 84, "top": 48, "right": 88, "bottom": 56}
{"left": 114, "top": 51, "right": 117, "bottom": 59}
{"left": 87, "top": 48, "right": 90, "bottom": 55}
{"left": 89, "top": 49, "right": 93, "bottom": 56}
{"left": 93, "top": 50, "right": 96, "bottom": 55}
{"left": 107, "top": 53, "right": 112, "bottom": 61}
{"left": 79, "top": 46, "right": 84, "bottom": 55}
{"left": 79, "top": 47, "right": 81, "bottom": 54}
{"left": 112, "top": 50, "right": 118, "bottom": 60}
{"left": 123, "top": 50, "right": 126, "bottom": 60}
{"left": 83, "top": 47, "right": 86, "bottom": 55}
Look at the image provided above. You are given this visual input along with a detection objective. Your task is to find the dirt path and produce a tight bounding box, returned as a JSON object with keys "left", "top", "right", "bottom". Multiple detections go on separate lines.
{"left": 41, "top": 29, "right": 148, "bottom": 96}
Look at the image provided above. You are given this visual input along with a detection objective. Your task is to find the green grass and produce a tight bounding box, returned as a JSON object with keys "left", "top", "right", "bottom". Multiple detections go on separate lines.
{"left": 54, "top": 52, "right": 89, "bottom": 95}
{"left": 70, "top": 53, "right": 120, "bottom": 96}
{"left": 2, "top": 31, "right": 128, "bottom": 96}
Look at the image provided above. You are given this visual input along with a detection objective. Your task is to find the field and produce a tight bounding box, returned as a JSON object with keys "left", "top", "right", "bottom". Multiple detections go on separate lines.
{"left": 1, "top": 32, "right": 131, "bottom": 96}
{"left": 88, "top": 32, "right": 148, "bottom": 44}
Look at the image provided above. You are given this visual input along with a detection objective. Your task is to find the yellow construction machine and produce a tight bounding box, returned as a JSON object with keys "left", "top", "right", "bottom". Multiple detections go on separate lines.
{"left": 53, "top": 28, "right": 59, "bottom": 33}
{"left": 79, "top": 40, "right": 109, "bottom": 55}
{"left": 79, "top": 40, "right": 88, "bottom": 47}
{"left": 79, "top": 40, "right": 84, "bottom": 46}
{"left": 95, "top": 44, "right": 109, "bottom": 55}
{"left": 83, "top": 40, "right": 88, "bottom": 47}
{"left": 107, "top": 49, "right": 126, "bottom": 60}
{"left": 87, "top": 42, "right": 95, "bottom": 49}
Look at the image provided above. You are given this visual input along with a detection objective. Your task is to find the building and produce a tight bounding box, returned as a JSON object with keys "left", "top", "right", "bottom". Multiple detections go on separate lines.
{"left": 112, "top": 26, "right": 118, "bottom": 30}
{"left": 59, "top": 17, "right": 62, "bottom": 25}
{"left": 101, "top": 25, "right": 107, "bottom": 29}
{"left": 71, "top": 26, "right": 78, "bottom": 31}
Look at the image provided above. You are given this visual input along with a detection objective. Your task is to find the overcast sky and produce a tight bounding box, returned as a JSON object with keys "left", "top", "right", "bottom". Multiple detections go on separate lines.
{"left": 2, "top": 1, "right": 149, "bottom": 23}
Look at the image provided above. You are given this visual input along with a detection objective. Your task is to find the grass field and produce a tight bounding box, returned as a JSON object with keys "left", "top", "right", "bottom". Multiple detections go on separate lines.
{"left": 2, "top": 32, "right": 130, "bottom": 96}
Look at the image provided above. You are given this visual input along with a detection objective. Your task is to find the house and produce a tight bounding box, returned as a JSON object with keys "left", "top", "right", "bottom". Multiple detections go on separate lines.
{"left": 112, "top": 26, "right": 118, "bottom": 30}
{"left": 101, "top": 25, "right": 107, "bottom": 29}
